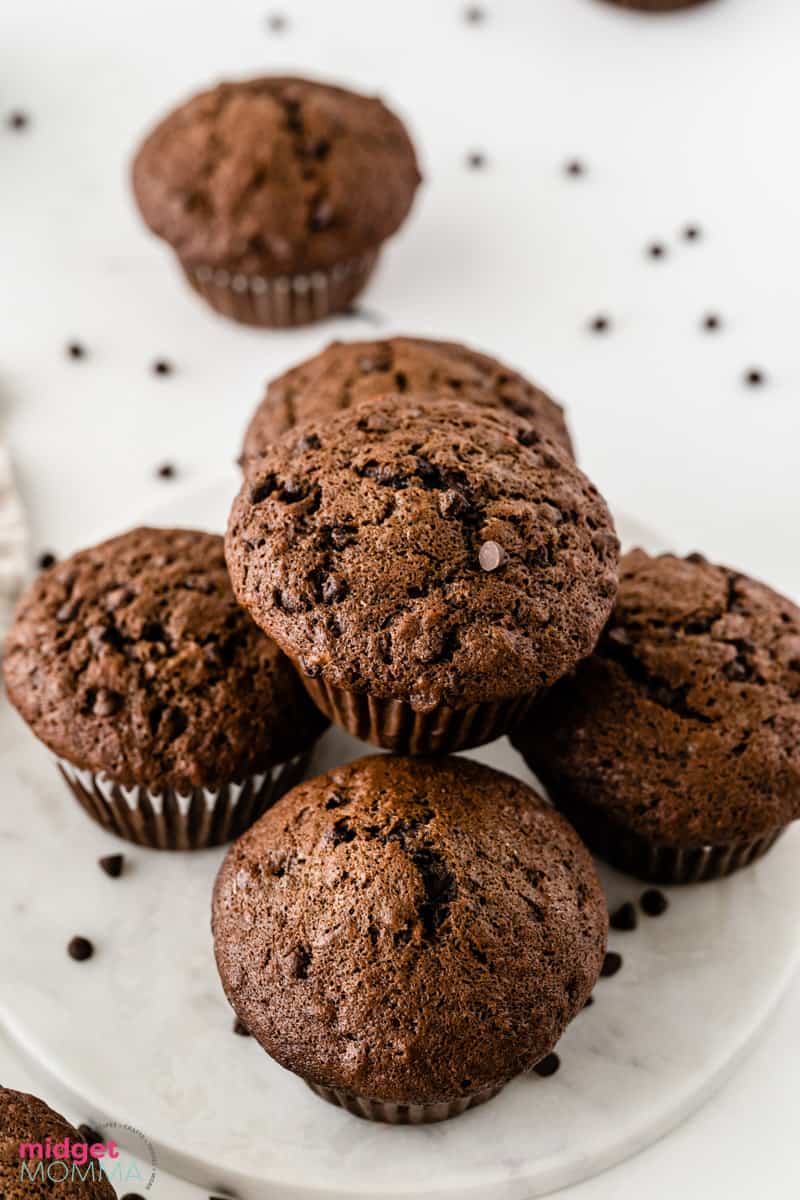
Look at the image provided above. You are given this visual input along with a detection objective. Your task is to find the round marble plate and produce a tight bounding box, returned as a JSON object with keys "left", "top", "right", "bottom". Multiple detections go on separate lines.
{"left": 1, "top": 475, "right": 798, "bottom": 1200}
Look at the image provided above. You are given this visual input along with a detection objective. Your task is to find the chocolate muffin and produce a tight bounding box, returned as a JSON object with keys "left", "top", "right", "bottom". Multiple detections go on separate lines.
{"left": 513, "top": 549, "right": 800, "bottom": 883}
{"left": 226, "top": 395, "right": 619, "bottom": 753}
{"left": 132, "top": 76, "right": 421, "bottom": 327}
{"left": 3, "top": 527, "right": 327, "bottom": 849}
{"left": 0, "top": 1087, "right": 115, "bottom": 1199}
{"left": 212, "top": 754, "right": 608, "bottom": 1122}
{"left": 240, "top": 336, "right": 573, "bottom": 470}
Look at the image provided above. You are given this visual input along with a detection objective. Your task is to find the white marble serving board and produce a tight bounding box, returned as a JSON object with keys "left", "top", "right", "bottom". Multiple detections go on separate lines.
{"left": 1, "top": 477, "right": 799, "bottom": 1200}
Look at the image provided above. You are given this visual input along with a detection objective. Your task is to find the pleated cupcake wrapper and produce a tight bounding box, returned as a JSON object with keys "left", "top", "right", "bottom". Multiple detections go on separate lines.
{"left": 551, "top": 790, "right": 786, "bottom": 884}
{"left": 56, "top": 751, "right": 310, "bottom": 850}
{"left": 306, "top": 1080, "right": 505, "bottom": 1124}
{"left": 181, "top": 250, "right": 379, "bottom": 328}
{"left": 297, "top": 670, "right": 537, "bottom": 755}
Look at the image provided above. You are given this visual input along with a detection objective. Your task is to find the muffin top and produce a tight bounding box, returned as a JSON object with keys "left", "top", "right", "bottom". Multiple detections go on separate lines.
{"left": 514, "top": 549, "right": 800, "bottom": 846}
{"left": 213, "top": 754, "right": 607, "bottom": 1105}
{"left": 240, "top": 336, "right": 573, "bottom": 468}
{"left": 226, "top": 395, "right": 618, "bottom": 710}
{"left": 3, "top": 527, "right": 326, "bottom": 789}
{"left": 132, "top": 76, "right": 421, "bottom": 275}
{"left": 0, "top": 1087, "right": 115, "bottom": 1200}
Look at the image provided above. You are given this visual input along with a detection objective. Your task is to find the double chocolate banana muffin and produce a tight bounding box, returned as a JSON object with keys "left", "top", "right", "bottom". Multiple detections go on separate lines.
{"left": 0, "top": 1087, "right": 115, "bottom": 1199}
{"left": 514, "top": 549, "right": 800, "bottom": 882}
{"left": 240, "top": 336, "right": 573, "bottom": 469}
{"left": 132, "top": 76, "right": 421, "bottom": 327}
{"left": 4, "top": 527, "right": 327, "bottom": 848}
{"left": 212, "top": 755, "right": 608, "bottom": 1123}
{"left": 226, "top": 395, "right": 619, "bottom": 753}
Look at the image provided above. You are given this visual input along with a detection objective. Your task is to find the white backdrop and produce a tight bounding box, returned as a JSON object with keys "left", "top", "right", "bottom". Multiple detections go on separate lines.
{"left": 2, "top": 1, "right": 800, "bottom": 1197}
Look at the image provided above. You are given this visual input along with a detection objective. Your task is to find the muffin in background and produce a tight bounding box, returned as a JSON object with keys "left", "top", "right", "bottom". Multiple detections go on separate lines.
{"left": 132, "top": 76, "right": 421, "bottom": 327}
{"left": 226, "top": 394, "right": 618, "bottom": 754}
{"left": 514, "top": 549, "right": 800, "bottom": 883}
{"left": 0, "top": 1086, "right": 115, "bottom": 1199}
{"left": 212, "top": 755, "right": 608, "bottom": 1123}
{"left": 240, "top": 336, "right": 573, "bottom": 470}
{"left": 3, "top": 527, "right": 327, "bottom": 849}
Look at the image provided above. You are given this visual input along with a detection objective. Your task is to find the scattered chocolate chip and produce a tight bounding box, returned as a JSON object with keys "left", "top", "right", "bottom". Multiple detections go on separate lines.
{"left": 232, "top": 1018, "right": 251, "bottom": 1037}
{"left": 7, "top": 110, "right": 29, "bottom": 131}
{"left": 99, "top": 854, "right": 124, "bottom": 879}
{"left": 600, "top": 951, "right": 622, "bottom": 978}
{"left": 67, "top": 342, "right": 86, "bottom": 360}
{"left": 640, "top": 888, "right": 669, "bottom": 917}
{"left": 339, "top": 305, "right": 382, "bottom": 325}
{"left": 464, "top": 4, "right": 485, "bottom": 21}
{"left": 466, "top": 151, "right": 486, "bottom": 169}
{"left": 156, "top": 462, "right": 176, "bottom": 480}
{"left": 565, "top": 159, "right": 585, "bottom": 177}
{"left": 686, "top": 551, "right": 707, "bottom": 564}
{"left": 533, "top": 1052, "right": 560, "bottom": 1078}
{"left": 589, "top": 315, "right": 611, "bottom": 334}
{"left": 478, "top": 540, "right": 507, "bottom": 572}
{"left": 121, "top": 1194, "right": 146, "bottom": 1200}
{"left": 609, "top": 901, "right": 638, "bottom": 932}
{"left": 78, "top": 1124, "right": 104, "bottom": 1144}
{"left": 266, "top": 12, "right": 287, "bottom": 31}
{"left": 439, "top": 489, "right": 469, "bottom": 518}
{"left": 744, "top": 368, "right": 765, "bottom": 387}
{"left": 583, "top": 994, "right": 594, "bottom": 1008}
{"left": 152, "top": 359, "right": 173, "bottom": 376}
{"left": 68, "top": 936, "right": 94, "bottom": 962}
{"left": 37, "top": 551, "right": 56, "bottom": 570}
{"left": 94, "top": 688, "right": 122, "bottom": 717}
{"left": 702, "top": 313, "right": 721, "bottom": 332}
{"left": 322, "top": 573, "right": 348, "bottom": 603}
{"left": 683, "top": 224, "right": 701, "bottom": 241}
{"left": 647, "top": 242, "right": 667, "bottom": 260}
{"left": 310, "top": 199, "right": 334, "bottom": 231}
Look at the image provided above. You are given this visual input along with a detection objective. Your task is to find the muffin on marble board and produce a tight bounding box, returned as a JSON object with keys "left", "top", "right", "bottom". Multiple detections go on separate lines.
{"left": 0, "top": 1086, "right": 115, "bottom": 1199}
{"left": 226, "top": 394, "right": 619, "bottom": 754}
{"left": 513, "top": 549, "right": 800, "bottom": 883}
{"left": 132, "top": 76, "right": 421, "bottom": 327}
{"left": 240, "top": 336, "right": 573, "bottom": 471}
{"left": 3, "top": 527, "right": 327, "bottom": 849}
{"left": 212, "top": 754, "right": 608, "bottom": 1123}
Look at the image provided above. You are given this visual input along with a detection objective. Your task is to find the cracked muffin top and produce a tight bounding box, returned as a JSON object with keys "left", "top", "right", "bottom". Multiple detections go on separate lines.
{"left": 240, "top": 336, "right": 573, "bottom": 468}
{"left": 0, "top": 1087, "right": 115, "bottom": 1200}
{"left": 225, "top": 395, "right": 619, "bottom": 711}
{"left": 212, "top": 754, "right": 607, "bottom": 1105}
{"left": 513, "top": 549, "right": 800, "bottom": 847}
{"left": 3, "top": 527, "right": 327, "bottom": 790}
{"left": 132, "top": 76, "right": 421, "bottom": 275}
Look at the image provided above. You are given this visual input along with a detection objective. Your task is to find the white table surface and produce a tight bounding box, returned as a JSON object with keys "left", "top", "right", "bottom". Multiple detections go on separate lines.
{"left": 2, "top": 0, "right": 799, "bottom": 1196}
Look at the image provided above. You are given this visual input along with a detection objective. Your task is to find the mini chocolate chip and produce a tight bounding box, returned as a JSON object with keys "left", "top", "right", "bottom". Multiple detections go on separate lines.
{"left": 68, "top": 937, "right": 94, "bottom": 962}
{"left": 298, "top": 655, "right": 322, "bottom": 678}
{"left": 686, "top": 551, "right": 707, "bottom": 564}
{"left": 37, "top": 551, "right": 56, "bottom": 570}
{"left": 94, "top": 688, "right": 123, "bottom": 717}
{"left": 641, "top": 888, "right": 669, "bottom": 917}
{"left": 466, "top": 151, "right": 486, "bottom": 169}
{"left": 589, "top": 315, "right": 610, "bottom": 334}
{"left": 232, "top": 1017, "right": 251, "bottom": 1037}
{"left": 310, "top": 199, "right": 334, "bottom": 231}
{"left": 600, "top": 951, "right": 622, "bottom": 978}
{"left": 322, "top": 574, "right": 348, "bottom": 603}
{"left": 8, "top": 110, "right": 29, "bottom": 130}
{"left": 683, "top": 224, "right": 701, "bottom": 241}
{"left": 565, "top": 159, "right": 585, "bottom": 177}
{"left": 99, "top": 854, "right": 124, "bottom": 878}
{"left": 533, "top": 1052, "right": 560, "bottom": 1077}
{"left": 583, "top": 994, "right": 594, "bottom": 1008}
{"left": 478, "top": 540, "right": 507, "bottom": 572}
{"left": 702, "top": 313, "right": 721, "bottom": 332}
{"left": 121, "top": 1194, "right": 146, "bottom": 1200}
{"left": 297, "top": 432, "right": 321, "bottom": 453}
{"left": 610, "top": 901, "right": 638, "bottom": 932}
{"left": 78, "top": 1124, "right": 104, "bottom": 1144}
{"left": 439, "top": 489, "right": 469, "bottom": 518}
{"left": 744, "top": 368, "right": 765, "bottom": 387}
{"left": 156, "top": 462, "right": 176, "bottom": 480}
{"left": 517, "top": 427, "right": 540, "bottom": 448}
{"left": 56, "top": 601, "right": 79, "bottom": 622}
{"left": 66, "top": 341, "right": 86, "bottom": 360}
{"left": 152, "top": 359, "right": 173, "bottom": 376}
{"left": 647, "top": 242, "right": 666, "bottom": 259}
{"left": 464, "top": 4, "right": 485, "bottom": 21}
{"left": 266, "top": 12, "right": 287, "bottom": 31}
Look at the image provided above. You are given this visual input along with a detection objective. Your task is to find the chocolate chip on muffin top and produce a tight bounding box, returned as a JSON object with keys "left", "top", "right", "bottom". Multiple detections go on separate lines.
{"left": 226, "top": 396, "right": 619, "bottom": 711}
{"left": 3, "top": 527, "right": 326, "bottom": 790}
{"left": 132, "top": 76, "right": 421, "bottom": 276}
{"left": 0, "top": 1087, "right": 115, "bottom": 1200}
{"left": 212, "top": 755, "right": 608, "bottom": 1108}
{"left": 514, "top": 549, "right": 800, "bottom": 847}
{"left": 240, "top": 336, "right": 573, "bottom": 466}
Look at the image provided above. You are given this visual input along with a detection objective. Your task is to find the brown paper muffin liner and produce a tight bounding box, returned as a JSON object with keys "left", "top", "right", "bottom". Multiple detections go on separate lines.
{"left": 181, "top": 250, "right": 379, "bottom": 328}
{"left": 306, "top": 1080, "right": 505, "bottom": 1124}
{"left": 56, "top": 752, "right": 310, "bottom": 850}
{"left": 297, "top": 671, "right": 536, "bottom": 755}
{"left": 550, "top": 791, "right": 786, "bottom": 884}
